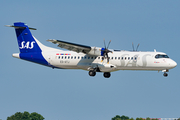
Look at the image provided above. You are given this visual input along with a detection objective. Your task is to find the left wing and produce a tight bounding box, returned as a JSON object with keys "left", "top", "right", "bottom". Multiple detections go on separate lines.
{"left": 47, "top": 39, "right": 103, "bottom": 56}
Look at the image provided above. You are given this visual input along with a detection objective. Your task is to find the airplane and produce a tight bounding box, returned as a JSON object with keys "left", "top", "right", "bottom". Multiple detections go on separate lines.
{"left": 6, "top": 22, "right": 177, "bottom": 78}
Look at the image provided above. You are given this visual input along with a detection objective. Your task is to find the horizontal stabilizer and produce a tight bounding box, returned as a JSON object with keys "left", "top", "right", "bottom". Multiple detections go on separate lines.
{"left": 5, "top": 25, "right": 37, "bottom": 30}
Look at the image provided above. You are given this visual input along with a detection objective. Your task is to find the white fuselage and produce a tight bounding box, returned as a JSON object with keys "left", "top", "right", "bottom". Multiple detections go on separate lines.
{"left": 41, "top": 50, "right": 177, "bottom": 72}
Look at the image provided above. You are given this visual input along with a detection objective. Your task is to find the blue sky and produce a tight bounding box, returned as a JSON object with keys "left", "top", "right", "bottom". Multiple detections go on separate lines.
{"left": 0, "top": 0, "right": 180, "bottom": 120}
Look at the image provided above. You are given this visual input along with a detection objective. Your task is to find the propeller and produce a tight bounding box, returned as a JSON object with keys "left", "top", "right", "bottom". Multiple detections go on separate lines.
{"left": 132, "top": 42, "right": 140, "bottom": 51}
{"left": 101, "top": 39, "right": 112, "bottom": 63}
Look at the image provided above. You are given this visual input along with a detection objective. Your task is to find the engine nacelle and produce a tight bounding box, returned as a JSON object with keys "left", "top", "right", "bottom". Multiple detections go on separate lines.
{"left": 87, "top": 47, "right": 105, "bottom": 56}
{"left": 98, "top": 63, "right": 117, "bottom": 72}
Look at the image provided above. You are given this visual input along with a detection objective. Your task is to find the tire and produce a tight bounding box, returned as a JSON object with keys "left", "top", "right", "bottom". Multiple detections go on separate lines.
{"left": 89, "top": 70, "right": 96, "bottom": 76}
{"left": 103, "top": 72, "right": 111, "bottom": 78}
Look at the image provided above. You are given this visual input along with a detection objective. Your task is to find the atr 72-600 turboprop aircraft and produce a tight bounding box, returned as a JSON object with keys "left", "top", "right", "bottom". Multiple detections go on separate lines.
{"left": 7, "top": 22, "right": 177, "bottom": 78}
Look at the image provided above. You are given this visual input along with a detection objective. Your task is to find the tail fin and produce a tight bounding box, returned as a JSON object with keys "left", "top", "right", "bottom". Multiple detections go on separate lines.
{"left": 9, "top": 22, "right": 42, "bottom": 53}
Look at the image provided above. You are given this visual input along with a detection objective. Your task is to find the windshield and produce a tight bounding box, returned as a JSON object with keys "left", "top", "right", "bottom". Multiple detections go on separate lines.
{"left": 155, "top": 54, "right": 169, "bottom": 59}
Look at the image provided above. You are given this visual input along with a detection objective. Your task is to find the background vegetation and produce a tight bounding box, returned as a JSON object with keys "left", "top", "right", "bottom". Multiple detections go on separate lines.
{"left": 7, "top": 111, "right": 44, "bottom": 120}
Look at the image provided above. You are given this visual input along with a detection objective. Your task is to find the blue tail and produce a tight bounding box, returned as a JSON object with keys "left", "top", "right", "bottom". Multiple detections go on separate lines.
{"left": 8, "top": 22, "right": 50, "bottom": 67}
{"left": 14, "top": 22, "right": 42, "bottom": 53}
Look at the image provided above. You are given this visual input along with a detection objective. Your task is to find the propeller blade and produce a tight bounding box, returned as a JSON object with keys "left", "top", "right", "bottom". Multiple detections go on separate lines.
{"left": 132, "top": 42, "right": 135, "bottom": 51}
{"left": 107, "top": 40, "right": 111, "bottom": 49}
{"left": 103, "top": 39, "right": 106, "bottom": 49}
{"left": 136, "top": 44, "right": 140, "bottom": 51}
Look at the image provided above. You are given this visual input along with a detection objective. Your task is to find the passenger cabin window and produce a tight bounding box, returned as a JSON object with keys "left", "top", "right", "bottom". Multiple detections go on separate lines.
{"left": 78, "top": 56, "right": 80, "bottom": 59}
{"left": 155, "top": 54, "right": 169, "bottom": 59}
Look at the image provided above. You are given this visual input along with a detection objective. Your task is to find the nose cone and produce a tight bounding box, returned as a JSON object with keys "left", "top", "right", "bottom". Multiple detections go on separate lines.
{"left": 171, "top": 60, "right": 177, "bottom": 68}
{"left": 173, "top": 61, "right": 177, "bottom": 67}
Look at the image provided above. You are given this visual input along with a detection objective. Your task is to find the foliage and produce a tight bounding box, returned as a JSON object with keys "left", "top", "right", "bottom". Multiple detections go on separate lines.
{"left": 112, "top": 115, "right": 162, "bottom": 120}
{"left": 112, "top": 115, "right": 129, "bottom": 120}
{"left": 7, "top": 111, "right": 44, "bottom": 120}
{"left": 146, "top": 117, "right": 151, "bottom": 120}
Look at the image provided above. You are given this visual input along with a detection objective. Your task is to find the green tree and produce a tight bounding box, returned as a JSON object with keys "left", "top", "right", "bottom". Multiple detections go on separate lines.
{"left": 177, "top": 118, "right": 180, "bottom": 120}
{"left": 22, "top": 111, "right": 30, "bottom": 120}
{"left": 112, "top": 115, "right": 130, "bottom": 120}
{"left": 146, "top": 117, "right": 151, "bottom": 120}
{"left": 129, "top": 117, "right": 134, "bottom": 120}
{"left": 7, "top": 111, "right": 44, "bottom": 120}
{"left": 112, "top": 115, "right": 121, "bottom": 120}
{"left": 136, "top": 118, "right": 140, "bottom": 120}
{"left": 121, "top": 115, "right": 129, "bottom": 120}
{"left": 30, "top": 112, "right": 44, "bottom": 120}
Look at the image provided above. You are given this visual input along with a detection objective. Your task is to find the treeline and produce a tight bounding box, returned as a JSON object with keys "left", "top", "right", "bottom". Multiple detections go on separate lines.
{"left": 112, "top": 115, "right": 180, "bottom": 120}
{"left": 7, "top": 111, "right": 44, "bottom": 120}
{"left": 7, "top": 112, "right": 180, "bottom": 120}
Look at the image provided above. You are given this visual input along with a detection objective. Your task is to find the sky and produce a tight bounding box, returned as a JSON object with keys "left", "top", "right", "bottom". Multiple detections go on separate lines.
{"left": 0, "top": 0, "right": 180, "bottom": 120}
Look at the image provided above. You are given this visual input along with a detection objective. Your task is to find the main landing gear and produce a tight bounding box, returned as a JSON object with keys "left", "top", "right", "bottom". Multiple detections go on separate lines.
{"left": 103, "top": 72, "right": 111, "bottom": 78}
{"left": 88, "top": 68, "right": 111, "bottom": 78}
{"left": 89, "top": 70, "right": 96, "bottom": 77}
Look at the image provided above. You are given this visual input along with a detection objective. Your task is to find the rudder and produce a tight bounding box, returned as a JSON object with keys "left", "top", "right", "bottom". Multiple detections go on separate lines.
{"left": 13, "top": 22, "right": 42, "bottom": 53}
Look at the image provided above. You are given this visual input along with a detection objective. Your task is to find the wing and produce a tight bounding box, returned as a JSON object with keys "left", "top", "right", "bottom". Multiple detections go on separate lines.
{"left": 47, "top": 39, "right": 92, "bottom": 54}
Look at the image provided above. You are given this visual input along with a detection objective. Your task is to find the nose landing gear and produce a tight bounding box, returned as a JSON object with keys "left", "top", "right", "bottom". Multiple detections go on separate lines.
{"left": 163, "top": 72, "right": 168, "bottom": 77}
{"left": 162, "top": 69, "right": 169, "bottom": 77}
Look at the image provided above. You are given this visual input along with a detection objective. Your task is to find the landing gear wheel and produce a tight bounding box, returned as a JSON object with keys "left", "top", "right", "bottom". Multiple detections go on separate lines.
{"left": 89, "top": 70, "right": 96, "bottom": 77}
{"left": 103, "top": 72, "right": 111, "bottom": 78}
{"left": 163, "top": 72, "right": 168, "bottom": 77}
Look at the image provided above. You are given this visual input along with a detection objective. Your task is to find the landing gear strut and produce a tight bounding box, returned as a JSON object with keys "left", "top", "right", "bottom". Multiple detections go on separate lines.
{"left": 163, "top": 72, "right": 168, "bottom": 77}
{"left": 103, "top": 72, "right": 111, "bottom": 78}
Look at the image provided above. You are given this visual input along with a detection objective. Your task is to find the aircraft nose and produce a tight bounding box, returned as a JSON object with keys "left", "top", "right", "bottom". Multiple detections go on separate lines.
{"left": 171, "top": 60, "right": 177, "bottom": 68}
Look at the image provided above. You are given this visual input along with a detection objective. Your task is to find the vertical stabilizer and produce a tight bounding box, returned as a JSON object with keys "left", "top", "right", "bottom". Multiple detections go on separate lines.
{"left": 13, "top": 22, "right": 41, "bottom": 53}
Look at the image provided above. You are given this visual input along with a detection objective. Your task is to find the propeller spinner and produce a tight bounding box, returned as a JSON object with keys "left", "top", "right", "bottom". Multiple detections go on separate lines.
{"left": 101, "top": 39, "right": 113, "bottom": 63}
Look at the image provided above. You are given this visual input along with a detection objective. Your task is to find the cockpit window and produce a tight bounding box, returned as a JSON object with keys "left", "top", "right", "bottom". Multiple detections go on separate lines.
{"left": 155, "top": 54, "right": 169, "bottom": 59}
